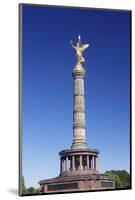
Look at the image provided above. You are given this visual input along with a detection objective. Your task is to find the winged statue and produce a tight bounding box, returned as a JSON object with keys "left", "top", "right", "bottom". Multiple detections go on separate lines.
{"left": 70, "top": 35, "right": 89, "bottom": 64}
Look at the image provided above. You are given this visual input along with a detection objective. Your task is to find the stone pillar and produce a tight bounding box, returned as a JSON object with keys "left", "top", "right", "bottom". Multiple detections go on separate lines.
{"left": 92, "top": 156, "right": 95, "bottom": 170}
{"left": 60, "top": 157, "right": 62, "bottom": 173}
{"left": 87, "top": 155, "right": 89, "bottom": 170}
{"left": 90, "top": 157, "right": 92, "bottom": 169}
{"left": 96, "top": 156, "right": 98, "bottom": 170}
{"left": 71, "top": 64, "right": 87, "bottom": 149}
{"left": 66, "top": 156, "right": 68, "bottom": 171}
{"left": 70, "top": 157, "right": 72, "bottom": 170}
{"left": 44, "top": 184, "right": 47, "bottom": 192}
{"left": 94, "top": 156, "right": 96, "bottom": 170}
{"left": 79, "top": 155, "right": 83, "bottom": 170}
{"left": 72, "top": 155, "right": 75, "bottom": 171}
{"left": 61, "top": 157, "right": 64, "bottom": 172}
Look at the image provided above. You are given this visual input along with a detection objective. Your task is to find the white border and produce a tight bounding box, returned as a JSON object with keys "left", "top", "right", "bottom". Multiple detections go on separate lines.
{"left": 0, "top": 0, "right": 134, "bottom": 200}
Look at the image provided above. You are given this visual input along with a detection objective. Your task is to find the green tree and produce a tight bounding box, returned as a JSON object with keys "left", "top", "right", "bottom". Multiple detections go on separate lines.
{"left": 27, "top": 187, "right": 36, "bottom": 194}
{"left": 20, "top": 176, "right": 42, "bottom": 195}
{"left": 26, "top": 187, "right": 41, "bottom": 194}
{"left": 104, "top": 171, "right": 121, "bottom": 188}
{"left": 104, "top": 170, "right": 130, "bottom": 189}
{"left": 20, "top": 176, "right": 27, "bottom": 194}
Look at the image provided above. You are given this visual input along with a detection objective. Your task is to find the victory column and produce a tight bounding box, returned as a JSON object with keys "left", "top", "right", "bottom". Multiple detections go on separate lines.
{"left": 39, "top": 36, "right": 115, "bottom": 193}
{"left": 70, "top": 35, "right": 89, "bottom": 149}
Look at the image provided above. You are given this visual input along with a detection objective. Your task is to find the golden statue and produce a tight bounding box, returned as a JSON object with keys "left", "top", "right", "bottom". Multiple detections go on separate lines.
{"left": 70, "top": 35, "right": 89, "bottom": 65}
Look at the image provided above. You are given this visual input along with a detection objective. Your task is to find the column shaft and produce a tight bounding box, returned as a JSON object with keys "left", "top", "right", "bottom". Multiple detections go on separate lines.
{"left": 96, "top": 156, "right": 98, "bottom": 170}
{"left": 60, "top": 158, "right": 62, "bottom": 173}
{"left": 72, "top": 155, "right": 75, "bottom": 171}
{"left": 94, "top": 156, "right": 96, "bottom": 170}
{"left": 87, "top": 155, "right": 89, "bottom": 170}
{"left": 66, "top": 156, "right": 68, "bottom": 171}
{"left": 80, "top": 155, "right": 83, "bottom": 170}
{"left": 71, "top": 65, "right": 87, "bottom": 149}
{"left": 92, "top": 156, "right": 95, "bottom": 170}
{"left": 61, "top": 158, "right": 64, "bottom": 172}
{"left": 90, "top": 157, "right": 92, "bottom": 169}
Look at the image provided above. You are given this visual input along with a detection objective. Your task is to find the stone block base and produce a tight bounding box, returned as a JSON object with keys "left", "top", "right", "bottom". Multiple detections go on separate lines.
{"left": 39, "top": 174, "right": 115, "bottom": 193}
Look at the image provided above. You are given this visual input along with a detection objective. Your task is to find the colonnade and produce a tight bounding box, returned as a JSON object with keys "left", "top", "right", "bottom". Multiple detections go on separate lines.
{"left": 60, "top": 154, "right": 98, "bottom": 174}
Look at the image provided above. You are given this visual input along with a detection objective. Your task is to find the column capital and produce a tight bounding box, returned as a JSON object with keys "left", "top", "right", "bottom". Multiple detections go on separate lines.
{"left": 72, "top": 64, "right": 86, "bottom": 78}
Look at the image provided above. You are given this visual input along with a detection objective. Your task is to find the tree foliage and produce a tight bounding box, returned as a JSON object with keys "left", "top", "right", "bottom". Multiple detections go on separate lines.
{"left": 20, "top": 176, "right": 27, "bottom": 194}
{"left": 104, "top": 171, "right": 121, "bottom": 188}
{"left": 20, "top": 176, "right": 41, "bottom": 195}
{"left": 104, "top": 170, "right": 130, "bottom": 189}
{"left": 26, "top": 187, "right": 41, "bottom": 194}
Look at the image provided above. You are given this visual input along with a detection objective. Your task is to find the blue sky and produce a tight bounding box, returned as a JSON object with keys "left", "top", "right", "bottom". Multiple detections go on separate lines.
{"left": 21, "top": 4, "right": 131, "bottom": 188}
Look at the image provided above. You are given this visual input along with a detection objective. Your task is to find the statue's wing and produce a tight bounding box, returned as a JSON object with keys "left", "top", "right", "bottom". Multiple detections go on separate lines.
{"left": 82, "top": 44, "right": 89, "bottom": 52}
